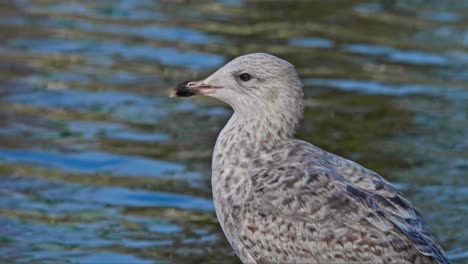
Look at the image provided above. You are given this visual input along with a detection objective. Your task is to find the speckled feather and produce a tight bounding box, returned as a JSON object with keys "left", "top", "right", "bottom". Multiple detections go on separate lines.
{"left": 238, "top": 141, "right": 448, "bottom": 263}
{"left": 184, "top": 53, "right": 450, "bottom": 264}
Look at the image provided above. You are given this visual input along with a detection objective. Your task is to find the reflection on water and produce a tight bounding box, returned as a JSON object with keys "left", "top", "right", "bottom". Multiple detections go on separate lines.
{"left": 0, "top": 0, "right": 467, "bottom": 263}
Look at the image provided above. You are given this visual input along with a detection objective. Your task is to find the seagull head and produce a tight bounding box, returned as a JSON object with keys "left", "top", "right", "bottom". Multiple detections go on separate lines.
{"left": 172, "top": 53, "right": 303, "bottom": 117}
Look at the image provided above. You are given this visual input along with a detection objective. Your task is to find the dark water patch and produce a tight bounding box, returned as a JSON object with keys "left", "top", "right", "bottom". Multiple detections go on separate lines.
{"left": 65, "top": 120, "right": 126, "bottom": 140}
{"left": 298, "top": 92, "right": 414, "bottom": 175}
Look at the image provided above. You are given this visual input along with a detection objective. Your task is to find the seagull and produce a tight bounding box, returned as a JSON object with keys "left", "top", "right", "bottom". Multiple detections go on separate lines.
{"left": 171, "top": 53, "right": 450, "bottom": 264}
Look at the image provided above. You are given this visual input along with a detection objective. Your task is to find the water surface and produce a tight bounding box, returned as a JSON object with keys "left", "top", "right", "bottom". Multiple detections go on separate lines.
{"left": 0, "top": 0, "right": 467, "bottom": 263}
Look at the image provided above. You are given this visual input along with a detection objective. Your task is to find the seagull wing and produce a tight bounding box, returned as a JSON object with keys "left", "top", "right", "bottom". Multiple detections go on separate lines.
{"left": 233, "top": 140, "right": 450, "bottom": 264}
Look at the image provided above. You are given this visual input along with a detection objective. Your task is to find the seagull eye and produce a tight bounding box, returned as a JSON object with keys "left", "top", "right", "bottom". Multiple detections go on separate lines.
{"left": 239, "top": 73, "right": 251, "bottom": 82}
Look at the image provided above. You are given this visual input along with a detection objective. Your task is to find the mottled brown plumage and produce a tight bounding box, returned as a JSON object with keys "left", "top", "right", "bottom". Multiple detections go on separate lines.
{"left": 173, "top": 53, "right": 450, "bottom": 264}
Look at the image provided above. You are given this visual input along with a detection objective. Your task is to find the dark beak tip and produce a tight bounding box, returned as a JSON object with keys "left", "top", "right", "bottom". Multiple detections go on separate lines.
{"left": 170, "top": 80, "right": 198, "bottom": 98}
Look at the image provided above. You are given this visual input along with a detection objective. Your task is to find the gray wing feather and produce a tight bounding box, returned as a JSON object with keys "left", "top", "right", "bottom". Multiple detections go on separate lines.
{"left": 326, "top": 152, "right": 450, "bottom": 264}
{"left": 234, "top": 140, "right": 450, "bottom": 264}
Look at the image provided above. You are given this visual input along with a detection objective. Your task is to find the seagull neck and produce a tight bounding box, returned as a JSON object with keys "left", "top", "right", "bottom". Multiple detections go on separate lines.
{"left": 212, "top": 110, "right": 300, "bottom": 176}
{"left": 225, "top": 110, "right": 297, "bottom": 150}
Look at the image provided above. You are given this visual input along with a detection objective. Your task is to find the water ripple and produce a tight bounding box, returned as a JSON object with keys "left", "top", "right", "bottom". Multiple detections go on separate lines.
{"left": 0, "top": 149, "right": 184, "bottom": 177}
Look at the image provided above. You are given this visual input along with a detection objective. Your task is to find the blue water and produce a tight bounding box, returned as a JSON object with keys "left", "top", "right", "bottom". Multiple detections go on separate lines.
{"left": 0, "top": 0, "right": 466, "bottom": 263}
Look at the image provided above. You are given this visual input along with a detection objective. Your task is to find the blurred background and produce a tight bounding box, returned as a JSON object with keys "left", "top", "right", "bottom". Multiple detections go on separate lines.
{"left": 0, "top": 0, "right": 467, "bottom": 263}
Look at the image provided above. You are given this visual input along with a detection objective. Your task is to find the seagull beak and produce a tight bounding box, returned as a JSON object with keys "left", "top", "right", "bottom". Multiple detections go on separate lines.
{"left": 170, "top": 80, "right": 223, "bottom": 98}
